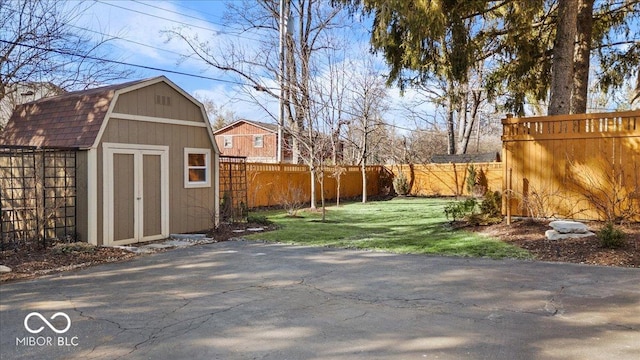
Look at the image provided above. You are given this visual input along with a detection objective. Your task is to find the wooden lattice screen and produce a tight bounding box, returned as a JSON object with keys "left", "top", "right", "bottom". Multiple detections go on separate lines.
{"left": 219, "top": 156, "right": 248, "bottom": 222}
{"left": 0, "top": 147, "right": 76, "bottom": 249}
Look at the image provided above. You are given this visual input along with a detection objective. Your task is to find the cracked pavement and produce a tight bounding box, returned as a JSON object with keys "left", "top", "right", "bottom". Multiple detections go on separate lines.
{"left": 1, "top": 240, "right": 639, "bottom": 359}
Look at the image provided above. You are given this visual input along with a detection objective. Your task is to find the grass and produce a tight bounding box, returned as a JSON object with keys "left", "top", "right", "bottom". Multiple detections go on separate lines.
{"left": 246, "top": 197, "right": 532, "bottom": 260}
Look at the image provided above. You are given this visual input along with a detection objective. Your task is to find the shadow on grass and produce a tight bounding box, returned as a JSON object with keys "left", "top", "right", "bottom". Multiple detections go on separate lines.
{"left": 247, "top": 198, "right": 531, "bottom": 259}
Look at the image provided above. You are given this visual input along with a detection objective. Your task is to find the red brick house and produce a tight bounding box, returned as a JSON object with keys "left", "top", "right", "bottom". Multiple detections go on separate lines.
{"left": 214, "top": 120, "right": 291, "bottom": 163}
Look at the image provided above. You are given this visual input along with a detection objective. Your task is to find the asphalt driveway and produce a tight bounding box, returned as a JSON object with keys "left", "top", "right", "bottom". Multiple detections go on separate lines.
{"left": 0, "top": 240, "right": 638, "bottom": 359}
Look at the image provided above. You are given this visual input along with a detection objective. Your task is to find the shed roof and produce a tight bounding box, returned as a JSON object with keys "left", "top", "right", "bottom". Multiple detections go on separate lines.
{"left": 0, "top": 77, "right": 162, "bottom": 149}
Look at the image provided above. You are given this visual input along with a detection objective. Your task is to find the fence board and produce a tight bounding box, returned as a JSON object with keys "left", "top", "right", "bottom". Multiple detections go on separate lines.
{"left": 502, "top": 111, "right": 640, "bottom": 222}
{"left": 389, "top": 163, "right": 503, "bottom": 197}
{"left": 245, "top": 163, "right": 385, "bottom": 208}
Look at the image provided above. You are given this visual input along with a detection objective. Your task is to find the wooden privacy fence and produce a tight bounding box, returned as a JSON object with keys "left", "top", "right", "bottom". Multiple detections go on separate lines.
{"left": 390, "top": 163, "right": 503, "bottom": 197}
{"left": 245, "top": 163, "right": 387, "bottom": 208}
{"left": 502, "top": 110, "right": 640, "bottom": 222}
{"left": 239, "top": 110, "right": 639, "bottom": 222}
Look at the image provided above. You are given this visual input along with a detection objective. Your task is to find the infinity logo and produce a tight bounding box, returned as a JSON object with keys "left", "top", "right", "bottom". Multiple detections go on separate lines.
{"left": 24, "top": 312, "right": 71, "bottom": 334}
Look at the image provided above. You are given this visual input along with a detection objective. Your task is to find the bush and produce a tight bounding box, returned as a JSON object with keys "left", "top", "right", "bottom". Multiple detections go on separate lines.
{"left": 466, "top": 165, "right": 477, "bottom": 195}
{"left": 52, "top": 242, "right": 96, "bottom": 254}
{"left": 444, "top": 198, "right": 478, "bottom": 221}
{"left": 480, "top": 191, "right": 502, "bottom": 218}
{"left": 247, "top": 214, "right": 273, "bottom": 226}
{"left": 598, "top": 222, "right": 626, "bottom": 249}
{"left": 393, "top": 172, "right": 410, "bottom": 196}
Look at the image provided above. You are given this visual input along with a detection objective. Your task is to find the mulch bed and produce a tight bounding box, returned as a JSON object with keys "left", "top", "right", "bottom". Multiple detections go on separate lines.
{"left": 473, "top": 219, "right": 640, "bottom": 268}
{"left": 1, "top": 219, "right": 638, "bottom": 283}
{"left": 0, "top": 222, "right": 276, "bottom": 283}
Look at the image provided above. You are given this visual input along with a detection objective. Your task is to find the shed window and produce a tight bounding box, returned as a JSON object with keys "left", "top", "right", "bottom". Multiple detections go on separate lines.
{"left": 253, "top": 135, "right": 264, "bottom": 148}
{"left": 223, "top": 136, "right": 233, "bottom": 148}
{"left": 184, "top": 148, "right": 211, "bottom": 188}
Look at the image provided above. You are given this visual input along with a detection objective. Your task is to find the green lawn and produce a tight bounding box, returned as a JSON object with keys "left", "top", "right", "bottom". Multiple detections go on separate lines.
{"left": 246, "top": 197, "right": 532, "bottom": 259}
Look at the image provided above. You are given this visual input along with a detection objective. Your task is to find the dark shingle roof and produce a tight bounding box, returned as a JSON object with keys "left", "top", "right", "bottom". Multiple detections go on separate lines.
{"left": 0, "top": 78, "right": 154, "bottom": 149}
{"left": 430, "top": 152, "right": 501, "bottom": 164}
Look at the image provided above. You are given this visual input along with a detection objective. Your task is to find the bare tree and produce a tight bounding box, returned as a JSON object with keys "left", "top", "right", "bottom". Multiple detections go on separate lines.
{"left": 167, "top": 0, "right": 347, "bottom": 210}
{"left": 194, "top": 94, "right": 238, "bottom": 130}
{"left": 343, "top": 58, "right": 389, "bottom": 203}
{"left": 0, "top": 0, "right": 132, "bottom": 119}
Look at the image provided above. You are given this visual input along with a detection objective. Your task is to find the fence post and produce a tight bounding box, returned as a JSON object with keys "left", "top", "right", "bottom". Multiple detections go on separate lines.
{"left": 506, "top": 168, "right": 512, "bottom": 225}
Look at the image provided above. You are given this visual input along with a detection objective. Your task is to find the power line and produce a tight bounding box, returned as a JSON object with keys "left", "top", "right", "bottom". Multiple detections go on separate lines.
{"left": 67, "top": 23, "right": 190, "bottom": 58}
{"left": 94, "top": 0, "right": 267, "bottom": 44}
{"left": 0, "top": 38, "right": 250, "bottom": 87}
{"left": 93, "top": 0, "right": 221, "bottom": 34}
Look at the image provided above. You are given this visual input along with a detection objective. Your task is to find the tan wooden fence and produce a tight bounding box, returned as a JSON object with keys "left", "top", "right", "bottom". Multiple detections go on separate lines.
{"left": 242, "top": 110, "right": 639, "bottom": 222}
{"left": 502, "top": 110, "right": 640, "bottom": 222}
{"left": 390, "top": 163, "right": 503, "bottom": 197}
{"left": 245, "top": 163, "right": 388, "bottom": 208}
{"left": 244, "top": 161, "right": 501, "bottom": 209}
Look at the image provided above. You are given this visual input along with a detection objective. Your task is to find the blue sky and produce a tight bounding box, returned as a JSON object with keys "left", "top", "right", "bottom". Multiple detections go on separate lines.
{"left": 71, "top": 0, "right": 435, "bottom": 131}
{"left": 70, "top": 1, "right": 639, "bottom": 127}
{"left": 73, "top": 1, "right": 392, "bottom": 122}
{"left": 77, "top": 1, "right": 262, "bottom": 116}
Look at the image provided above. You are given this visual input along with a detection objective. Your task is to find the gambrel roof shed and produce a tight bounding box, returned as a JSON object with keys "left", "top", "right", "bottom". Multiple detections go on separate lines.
{"left": 1, "top": 77, "right": 217, "bottom": 149}
{"left": 1, "top": 76, "right": 220, "bottom": 246}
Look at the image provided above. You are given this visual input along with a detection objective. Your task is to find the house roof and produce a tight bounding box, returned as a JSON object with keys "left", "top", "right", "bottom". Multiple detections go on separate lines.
{"left": 430, "top": 152, "right": 501, "bottom": 164}
{"left": 0, "top": 77, "right": 163, "bottom": 149}
{"left": 214, "top": 119, "right": 278, "bottom": 134}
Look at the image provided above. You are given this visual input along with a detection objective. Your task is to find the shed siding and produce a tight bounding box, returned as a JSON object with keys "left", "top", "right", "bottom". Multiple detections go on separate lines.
{"left": 112, "top": 82, "right": 205, "bottom": 123}
{"left": 96, "top": 118, "right": 215, "bottom": 245}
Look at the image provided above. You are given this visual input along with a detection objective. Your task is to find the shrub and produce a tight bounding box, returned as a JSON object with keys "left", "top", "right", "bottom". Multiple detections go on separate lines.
{"left": 480, "top": 191, "right": 502, "bottom": 218}
{"left": 247, "top": 214, "right": 273, "bottom": 226}
{"left": 276, "top": 182, "right": 305, "bottom": 216}
{"left": 393, "top": 172, "right": 410, "bottom": 196}
{"left": 598, "top": 222, "right": 626, "bottom": 249}
{"left": 466, "top": 165, "right": 477, "bottom": 195}
{"left": 52, "top": 242, "right": 96, "bottom": 254}
{"left": 444, "top": 198, "right": 478, "bottom": 221}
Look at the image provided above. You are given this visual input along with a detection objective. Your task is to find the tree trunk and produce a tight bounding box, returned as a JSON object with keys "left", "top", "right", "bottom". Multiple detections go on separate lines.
{"left": 633, "top": 71, "right": 640, "bottom": 104}
{"left": 361, "top": 160, "right": 367, "bottom": 203}
{"left": 309, "top": 164, "right": 316, "bottom": 209}
{"left": 570, "top": 0, "right": 594, "bottom": 114}
{"left": 446, "top": 104, "right": 456, "bottom": 155}
{"left": 549, "top": 0, "right": 579, "bottom": 115}
{"left": 458, "top": 90, "right": 481, "bottom": 154}
{"left": 319, "top": 168, "right": 326, "bottom": 222}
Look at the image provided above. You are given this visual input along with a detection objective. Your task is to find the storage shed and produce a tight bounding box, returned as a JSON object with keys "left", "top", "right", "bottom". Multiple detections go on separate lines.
{"left": 1, "top": 76, "right": 219, "bottom": 246}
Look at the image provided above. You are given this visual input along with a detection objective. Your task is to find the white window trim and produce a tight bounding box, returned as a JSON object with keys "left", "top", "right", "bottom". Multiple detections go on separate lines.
{"left": 223, "top": 135, "right": 233, "bottom": 148}
{"left": 253, "top": 134, "right": 264, "bottom": 148}
{"left": 184, "top": 148, "right": 211, "bottom": 188}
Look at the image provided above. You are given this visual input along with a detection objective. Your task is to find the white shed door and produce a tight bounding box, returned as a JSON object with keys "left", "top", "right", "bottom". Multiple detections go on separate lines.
{"left": 103, "top": 144, "right": 169, "bottom": 246}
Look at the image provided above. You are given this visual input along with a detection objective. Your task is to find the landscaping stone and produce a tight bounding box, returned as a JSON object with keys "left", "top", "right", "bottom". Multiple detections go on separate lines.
{"left": 141, "top": 243, "right": 175, "bottom": 250}
{"left": 549, "top": 220, "right": 590, "bottom": 234}
{"left": 0, "top": 265, "right": 11, "bottom": 273}
{"left": 247, "top": 227, "right": 265, "bottom": 232}
{"left": 170, "top": 233, "right": 207, "bottom": 240}
{"left": 545, "top": 229, "right": 595, "bottom": 241}
{"left": 113, "top": 245, "right": 155, "bottom": 254}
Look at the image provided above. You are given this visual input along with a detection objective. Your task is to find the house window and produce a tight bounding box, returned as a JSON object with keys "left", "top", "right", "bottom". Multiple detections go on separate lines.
{"left": 184, "top": 148, "right": 211, "bottom": 188}
{"left": 223, "top": 136, "right": 233, "bottom": 148}
{"left": 253, "top": 135, "right": 264, "bottom": 148}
